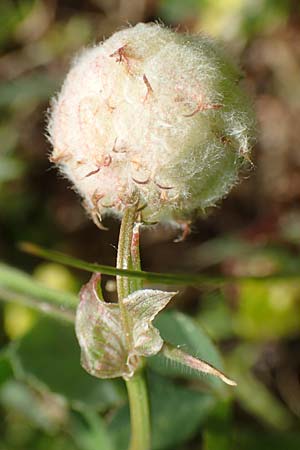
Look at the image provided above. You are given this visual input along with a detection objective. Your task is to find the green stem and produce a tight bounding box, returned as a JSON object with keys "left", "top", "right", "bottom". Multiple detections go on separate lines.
{"left": 116, "top": 206, "right": 136, "bottom": 349}
{"left": 116, "top": 206, "right": 151, "bottom": 450}
{"left": 126, "top": 371, "right": 151, "bottom": 450}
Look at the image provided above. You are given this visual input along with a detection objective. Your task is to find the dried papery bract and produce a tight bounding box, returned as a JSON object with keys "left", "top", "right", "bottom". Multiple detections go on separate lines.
{"left": 75, "top": 273, "right": 176, "bottom": 379}
{"left": 48, "top": 22, "right": 255, "bottom": 226}
{"left": 76, "top": 273, "right": 237, "bottom": 385}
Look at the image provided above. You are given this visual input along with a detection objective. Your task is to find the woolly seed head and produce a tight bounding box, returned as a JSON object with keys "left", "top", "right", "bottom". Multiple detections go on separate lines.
{"left": 48, "top": 22, "right": 255, "bottom": 226}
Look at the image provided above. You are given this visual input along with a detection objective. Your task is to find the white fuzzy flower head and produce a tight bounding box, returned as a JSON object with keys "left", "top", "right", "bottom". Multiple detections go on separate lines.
{"left": 48, "top": 23, "right": 255, "bottom": 226}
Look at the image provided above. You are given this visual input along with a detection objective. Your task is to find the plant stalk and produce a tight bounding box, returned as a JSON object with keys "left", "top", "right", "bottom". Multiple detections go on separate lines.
{"left": 116, "top": 206, "right": 151, "bottom": 450}
{"left": 126, "top": 370, "right": 151, "bottom": 450}
{"left": 116, "top": 205, "right": 136, "bottom": 349}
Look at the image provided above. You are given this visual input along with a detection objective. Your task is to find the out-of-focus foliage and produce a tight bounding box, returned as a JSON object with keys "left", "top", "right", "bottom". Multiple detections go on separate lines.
{"left": 1, "top": 0, "right": 300, "bottom": 449}
{"left": 109, "top": 372, "right": 215, "bottom": 450}
{"left": 234, "top": 280, "right": 300, "bottom": 339}
{"left": 15, "top": 317, "right": 124, "bottom": 409}
{"left": 159, "top": 0, "right": 290, "bottom": 40}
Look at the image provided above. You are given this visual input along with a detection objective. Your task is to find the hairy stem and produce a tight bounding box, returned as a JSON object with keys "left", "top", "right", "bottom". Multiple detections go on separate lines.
{"left": 116, "top": 206, "right": 136, "bottom": 349}
{"left": 116, "top": 206, "right": 151, "bottom": 450}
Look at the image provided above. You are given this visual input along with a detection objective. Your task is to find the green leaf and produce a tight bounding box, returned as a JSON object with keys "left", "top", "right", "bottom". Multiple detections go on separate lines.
{"left": 0, "top": 351, "right": 14, "bottom": 386}
{"left": 0, "top": 380, "right": 61, "bottom": 433}
{"left": 15, "top": 317, "right": 124, "bottom": 410}
{"left": 71, "top": 409, "right": 114, "bottom": 450}
{"left": 203, "top": 400, "right": 233, "bottom": 450}
{"left": 197, "top": 290, "right": 234, "bottom": 340}
{"left": 109, "top": 372, "right": 215, "bottom": 450}
{"left": 149, "top": 311, "right": 229, "bottom": 392}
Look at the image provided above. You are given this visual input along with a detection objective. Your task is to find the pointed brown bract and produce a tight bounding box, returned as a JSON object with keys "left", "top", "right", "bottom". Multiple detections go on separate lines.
{"left": 161, "top": 342, "right": 237, "bottom": 386}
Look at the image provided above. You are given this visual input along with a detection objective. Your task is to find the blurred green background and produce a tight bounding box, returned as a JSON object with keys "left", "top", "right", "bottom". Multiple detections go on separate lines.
{"left": 1, "top": 1, "right": 300, "bottom": 449}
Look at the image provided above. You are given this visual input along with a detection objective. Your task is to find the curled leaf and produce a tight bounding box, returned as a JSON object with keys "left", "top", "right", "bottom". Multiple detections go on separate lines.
{"left": 124, "top": 289, "right": 177, "bottom": 357}
{"left": 75, "top": 274, "right": 176, "bottom": 380}
{"left": 75, "top": 274, "right": 127, "bottom": 378}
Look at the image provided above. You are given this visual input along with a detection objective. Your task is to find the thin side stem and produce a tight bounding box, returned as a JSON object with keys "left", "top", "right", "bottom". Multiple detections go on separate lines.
{"left": 22, "top": 242, "right": 300, "bottom": 286}
{"left": 116, "top": 206, "right": 151, "bottom": 450}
